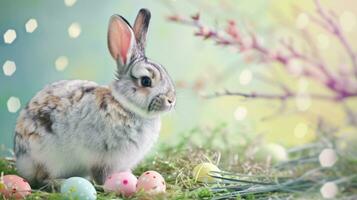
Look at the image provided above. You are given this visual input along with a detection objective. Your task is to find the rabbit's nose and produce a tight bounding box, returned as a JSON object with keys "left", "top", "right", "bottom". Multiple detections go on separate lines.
{"left": 166, "top": 97, "right": 175, "bottom": 105}
{"left": 165, "top": 91, "right": 176, "bottom": 106}
{"left": 164, "top": 96, "right": 175, "bottom": 106}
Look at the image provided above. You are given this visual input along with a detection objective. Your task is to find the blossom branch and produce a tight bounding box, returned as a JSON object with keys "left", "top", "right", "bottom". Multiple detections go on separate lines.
{"left": 168, "top": 0, "right": 357, "bottom": 102}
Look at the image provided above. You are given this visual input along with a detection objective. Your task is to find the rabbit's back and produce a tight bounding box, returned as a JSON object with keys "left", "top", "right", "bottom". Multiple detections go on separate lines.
{"left": 14, "top": 80, "right": 161, "bottom": 182}
{"left": 15, "top": 80, "right": 100, "bottom": 143}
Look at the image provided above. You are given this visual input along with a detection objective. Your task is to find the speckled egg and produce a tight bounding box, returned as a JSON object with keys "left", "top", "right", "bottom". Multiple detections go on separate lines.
{"left": 60, "top": 177, "right": 97, "bottom": 200}
{"left": 192, "top": 163, "right": 220, "bottom": 183}
{"left": 136, "top": 171, "right": 166, "bottom": 194}
{"left": 0, "top": 175, "right": 31, "bottom": 199}
{"left": 103, "top": 172, "right": 137, "bottom": 197}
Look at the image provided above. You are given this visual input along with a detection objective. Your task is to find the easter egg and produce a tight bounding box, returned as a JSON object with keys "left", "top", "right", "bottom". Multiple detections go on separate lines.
{"left": 192, "top": 163, "right": 220, "bottom": 183}
{"left": 103, "top": 172, "right": 137, "bottom": 197}
{"left": 137, "top": 171, "right": 166, "bottom": 194}
{"left": 60, "top": 177, "right": 97, "bottom": 200}
{"left": 254, "top": 143, "right": 288, "bottom": 163}
{"left": 0, "top": 175, "right": 31, "bottom": 199}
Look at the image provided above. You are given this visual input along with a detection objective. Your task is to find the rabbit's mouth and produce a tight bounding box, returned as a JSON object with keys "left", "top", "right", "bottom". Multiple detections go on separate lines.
{"left": 148, "top": 97, "right": 164, "bottom": 113}
{"left": 148, "top": 94, "right": 174, "bottom": 113}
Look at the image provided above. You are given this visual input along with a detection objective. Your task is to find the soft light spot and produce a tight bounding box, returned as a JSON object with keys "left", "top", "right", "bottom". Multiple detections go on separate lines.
{"left": 298, "top": 78, "right": 309, "bottom": 92}
{"left": 242, "top": 37, "right": 252, "bottom": 48}
{"left": 64, "top": 0, "right": 77, "bottom": 7}
{"left": 337, "top": 141, "right": 347, "bottom": 150}
{"left": 25, "top": 18, "right": 38, "bottom": 33}
{"left": 234, "top": 106, "right": 247, "bottom": 121}
{"left": 256, "top": 36, "right": 265, "bottom": 46}
{"left": 317, "top": 34, "right": 330, "bottom": 49}
{"left": 68, "top": 23, "right": 81, "bottom": 38}
{"left": 7, "top": 97, "right": 21, "bottom": 113}
{"left": 339, "top": 11, "right": 356, "bottom": 32}
{"left": 3, "top": 60, "right": 16, "bottom": 76}
{"left": 294, "top": 123, "right": 308, "bottom": 138}
{"left": 320, "top": 182, "right": 338, "bottom": 199}
{"left": 55, "top": 56, "right": 69, "bottom": 71}
{"left": 319, "top": 148, "right": 337, "bottom": 167}
{"left": 287, "top": 60, "right": 303, "bottom": 76}
{"left": 239, "top": 69, "right": 253, "bottom": 85}
{"left": 3, "top": 29, "right": 17, "bottom": 44}
{"left": 295, "top": 94, "right": 311, "bottom": 111}
{"left": 296, "top": 13, "right": 309, "bottom": 29}
{"left": 296, "top": 79, "right": 311, "bottom": 111}
{"left": 268, "top": 144, "right": 288, "bottom": 162}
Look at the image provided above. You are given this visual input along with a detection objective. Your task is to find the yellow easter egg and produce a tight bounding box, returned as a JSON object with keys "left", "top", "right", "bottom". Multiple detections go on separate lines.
{"left": 192, "top": 163, "right": 220, "bottom": 183}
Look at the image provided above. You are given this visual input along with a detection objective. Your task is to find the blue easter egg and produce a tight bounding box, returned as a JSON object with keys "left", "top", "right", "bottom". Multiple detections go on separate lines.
{"left": 60, "top": 177, "right": 97, "bottom": 200}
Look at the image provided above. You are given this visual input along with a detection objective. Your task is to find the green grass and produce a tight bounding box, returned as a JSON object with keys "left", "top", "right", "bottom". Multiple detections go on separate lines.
{"left": 1, "top": 125, "right": 357, "bottom": 199}
{"left": 0, "top": 146, "right": 217, "bottom": 200}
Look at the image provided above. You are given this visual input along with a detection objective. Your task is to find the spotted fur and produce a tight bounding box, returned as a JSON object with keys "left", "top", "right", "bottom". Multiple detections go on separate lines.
{"left": 14, "top": 9, "right": 175, "bottom": 185}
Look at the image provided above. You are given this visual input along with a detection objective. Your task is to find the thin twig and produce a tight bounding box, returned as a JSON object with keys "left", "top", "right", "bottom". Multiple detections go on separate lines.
{"left": 313, "top": 0, "right": 357, "bottom": 77}
{"left": 202, "top": 89, "right": 338, "bottom": 101}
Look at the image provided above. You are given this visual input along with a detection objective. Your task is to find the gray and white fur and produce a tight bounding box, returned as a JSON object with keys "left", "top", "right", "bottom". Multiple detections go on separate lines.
{"left": 14, "top": 9, "right": 176, "bottom": 185}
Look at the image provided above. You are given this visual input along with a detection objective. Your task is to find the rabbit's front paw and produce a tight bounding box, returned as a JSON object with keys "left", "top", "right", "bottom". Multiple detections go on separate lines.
{"left": 91, "top": 165, "right": 112, "bottom": 185}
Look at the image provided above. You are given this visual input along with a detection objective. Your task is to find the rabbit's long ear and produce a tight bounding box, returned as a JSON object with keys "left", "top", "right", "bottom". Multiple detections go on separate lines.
{"left": 133, "top": 9, "right": 151, "bottom": 53}
{"left": 108, "top": 15, "right": 137, "bottom": 67}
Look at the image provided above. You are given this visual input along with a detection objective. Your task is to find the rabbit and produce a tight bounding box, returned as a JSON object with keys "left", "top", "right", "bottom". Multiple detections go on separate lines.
{"left": 13, "top": 8, "right": 176, "bottom": 186}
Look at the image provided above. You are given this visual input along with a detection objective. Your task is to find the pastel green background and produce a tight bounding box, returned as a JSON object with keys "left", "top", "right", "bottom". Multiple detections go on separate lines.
{"left": 1, "top": 0, "right": 356, "bottom": 154}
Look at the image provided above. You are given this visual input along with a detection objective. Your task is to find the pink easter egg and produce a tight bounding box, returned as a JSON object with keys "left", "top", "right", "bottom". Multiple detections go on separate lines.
{"left": 103, "top": 172, "right": 137, "bottom": 197}
{"left": 0, "top": 175, "right": 31, "bottom": 199}
{"left": 137, "top": 171, "right": 166, "bottom": 194}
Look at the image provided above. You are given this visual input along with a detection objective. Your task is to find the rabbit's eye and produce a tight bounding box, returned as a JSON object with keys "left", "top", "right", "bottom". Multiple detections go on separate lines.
{"left": 140, "top": 76, "right": 152, "bottom": 87}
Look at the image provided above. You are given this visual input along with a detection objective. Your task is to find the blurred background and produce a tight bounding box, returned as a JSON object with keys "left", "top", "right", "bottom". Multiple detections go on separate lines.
{"left": 1, "top": 0, "right": 356, "bottom": 155}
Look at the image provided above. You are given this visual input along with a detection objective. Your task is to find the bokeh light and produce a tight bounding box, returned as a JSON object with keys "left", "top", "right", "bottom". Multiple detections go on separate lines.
{"left": 296, "top": 79, "right": 311, "bottom": 111}
{"left": 319, "top": 148, "right": 338, "bottom": 167}
{"left": 25, "top": 18, "right": 38, "bottom": 33}
{"left": 64, "top": 0, "right": 77, "bottom": 7}
{"left": 296, "top": 94, "right": 311, "bottom": 111}
{"left": 234, "top": 106, "right": 247, "bottom": 121}
{"left": 239, "top": 69, "right": 253, "bottom": 85}
{"left": 320, "top": 182, "right": 338, "bottom": 199}
{"left": 298, "top": 79, "right": 309, "bottom": 92}
{"left": 294, "top": 123, "right": 308, "bottom": 139}
{"left": 339, "top": 11, "right": 356, "bottom": 32}
{"left": 2, "top": 60, "right": 16, "bottom": 76}
{"left": 317, "top": 34, "right": 330, "bottom": 49}
{"left": 296, "top": 13, "right": 309, "bottom": 29}
{"left": 68, "top": 23, "right": 81, "bottom": 38}
{"left": 3, "top": 29, "right": 16, "bottom": 44}
{"left": 7, "top": 97, "right": 21, "bottom": 113}
{"left": 55, "top": 56, "right": 69, "bottom": 71}
{"left": 287, "top": 59, "right": 303, "bottom": 76}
